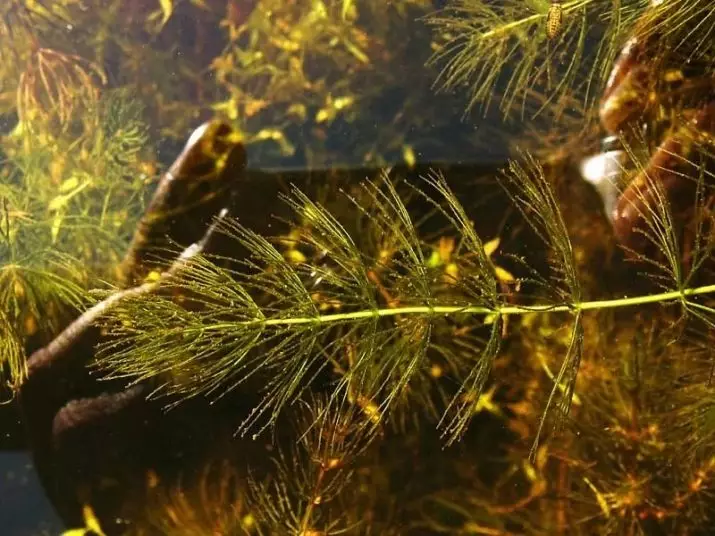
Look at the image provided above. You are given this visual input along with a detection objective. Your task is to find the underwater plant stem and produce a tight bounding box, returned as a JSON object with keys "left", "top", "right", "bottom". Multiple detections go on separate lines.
{"left": 298, "top": 464, "right": 326, "bottom": 535}
{"left": 224, "top": 283, "right": 715, "bottom": 328}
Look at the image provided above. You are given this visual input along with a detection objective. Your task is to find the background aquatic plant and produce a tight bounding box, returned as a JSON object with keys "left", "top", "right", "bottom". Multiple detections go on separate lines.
{"left": 426, "top": 0, "right": 645, "bottom": 117}
{"left": 426, "top": 0, "right": 715, "bottom": 157}
{"left": 1, "top": 76, "right": 151, "bottom": 392}
{"left": 0, "top": 193, "right": 87, "bottom": 392}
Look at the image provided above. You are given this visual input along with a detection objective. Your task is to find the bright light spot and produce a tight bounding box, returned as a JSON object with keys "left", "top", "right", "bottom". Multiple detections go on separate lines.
{"left": 579, "top": 150, "right": 625, "bottom": 220}
{"left": 580, "top": 150, "right": 623, "bottom": 183}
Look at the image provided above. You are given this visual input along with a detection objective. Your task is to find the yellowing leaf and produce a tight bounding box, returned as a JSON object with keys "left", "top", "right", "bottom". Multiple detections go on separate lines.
{"left": 49, "top": 178, "right": 90, "bottom": 212}
{"left": 242, "top": 514, "right": 255, "bottom": 529}
{"left": 286, "top": 249, "right": 307, "bottom": 264}
{"left": 402, "top": 145, "right": 416, "bottom": 168}
{"left": 60, "top": 504, "right": 106, "bottom": 536}
{"left": 523, "top": 460, "right": 538, "bottom": 482}
{"left": 51, "top": 210, "right": 64, "bottom": 243}
{"left": 158, "top": 0, "right": 173, "bottom": 27}
{"left": 341, "top": 0, "right": 356, "bottom": 20}
{"left": 426, "top": 249, "right": 442, "bottom": 268}
{"left": 535, "top": 444, "right": 548, "bottom": 470}
{"left": 48, "top": 194, "right": 68, "bottom": 212}
{"left": 344, "top": 40, "right": 369, "bottom": 64}
{"left": 444, "top": 262, "right": 459, "bottom": 281}
{"left": 269, "top": 36, "right": 300, "bottom": 52}
{"left": 144, "top": 270, "right": 162, "bottom": 283}
{"left": 83, "top": 504, "right": 106, "bottom": 535}
{"left": 333, "top": 96, "right": 354, "bottom": 110}
{"left": 307, "top": 0, "right": 328, "bottom": 23}
{"left": 316, "top": 108, "right": 331, "bottom": 124}
{"left": 494, "top": 266, "right": 515, "bottom": 283}
{"left": 59, "top": 175, "right": 79, "bottom": 193}
{"left": 483, "top": 237, "right": 500, "bottom": 257}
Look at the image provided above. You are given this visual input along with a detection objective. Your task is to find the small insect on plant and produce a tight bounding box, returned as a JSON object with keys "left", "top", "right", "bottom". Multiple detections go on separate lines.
{"left": 546, "top": 0, "right": 563, "bottom": 39}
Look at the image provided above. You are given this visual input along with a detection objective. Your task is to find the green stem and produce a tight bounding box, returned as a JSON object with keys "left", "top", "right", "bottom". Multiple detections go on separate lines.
{"left": 244, "top": 283, "right": 715, "bottom": 327}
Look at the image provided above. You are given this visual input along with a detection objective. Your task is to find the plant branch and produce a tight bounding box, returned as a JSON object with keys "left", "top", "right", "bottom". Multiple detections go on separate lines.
{"left": 200, "top": 284, "right": 715, "bottom": 328}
